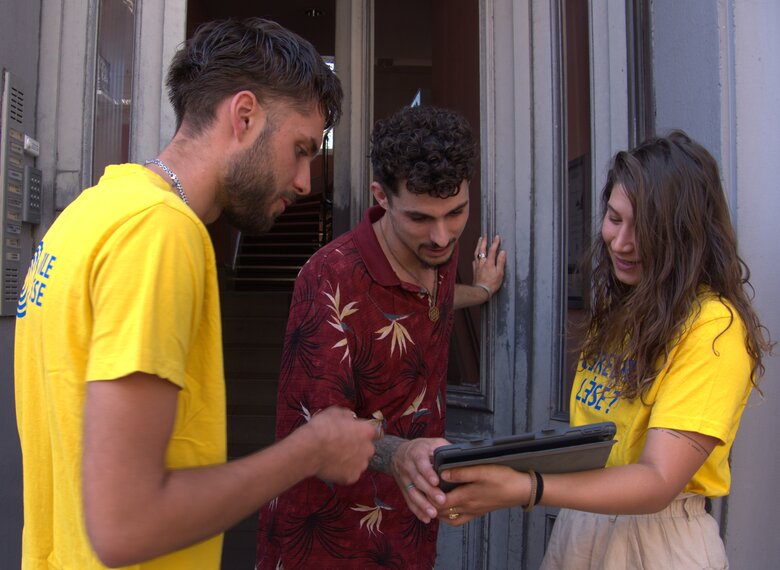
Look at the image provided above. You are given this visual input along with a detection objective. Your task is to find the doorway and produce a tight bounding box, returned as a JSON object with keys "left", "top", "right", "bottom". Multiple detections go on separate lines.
{"left": 185, "top": 1, "right": 483, "bottom": 567}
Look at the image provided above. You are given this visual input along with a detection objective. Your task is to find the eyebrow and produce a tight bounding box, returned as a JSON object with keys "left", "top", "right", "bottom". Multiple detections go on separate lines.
{"left": 404, "top": 198, "right": 470, "bottom": 219}
{"left": 605, "top": 203, "right": 634, "bottom": 223}
{"left": 305, "top": 137, "right": 320, "bottom": 157}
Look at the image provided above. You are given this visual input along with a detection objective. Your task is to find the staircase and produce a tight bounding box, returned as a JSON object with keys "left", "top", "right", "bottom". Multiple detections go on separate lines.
{"left": 219, "top": 289, "right": 290, "bottom": 569}
{"left": 219, "top": 191, "right": 330, "bottom": 568}
{"left": 231, "top": 192, "right": 330, "bottom": 291}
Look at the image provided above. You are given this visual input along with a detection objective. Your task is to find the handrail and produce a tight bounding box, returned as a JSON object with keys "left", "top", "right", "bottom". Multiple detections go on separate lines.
{"left": 231, "top": 230, "right": 242, "bottom": 271}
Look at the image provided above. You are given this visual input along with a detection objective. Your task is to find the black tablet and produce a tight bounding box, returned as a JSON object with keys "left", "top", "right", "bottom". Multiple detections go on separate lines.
{"left": 433, "top": 422, "right": 617, "bottom": 491}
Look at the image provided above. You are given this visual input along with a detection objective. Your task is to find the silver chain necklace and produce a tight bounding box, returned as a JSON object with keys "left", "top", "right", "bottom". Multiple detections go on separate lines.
{"left": 144, "top": 159, "right": 189, "bottom": 205}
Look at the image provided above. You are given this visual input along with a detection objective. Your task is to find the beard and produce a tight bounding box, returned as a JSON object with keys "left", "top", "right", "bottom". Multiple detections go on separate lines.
{"left": 384, "top": 213, "right": 457, "bottom": 270}
{"left": 220, "top": 124, "right": 293, "bottom": 234}
{"left": 418, "top": 242, "right": 456, "bottom": 269}
{"left": 420, "top": 255, "right": 454, "bottom": 269}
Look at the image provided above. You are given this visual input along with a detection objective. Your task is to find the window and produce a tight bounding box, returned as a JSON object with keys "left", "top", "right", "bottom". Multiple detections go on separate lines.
{"left": 92, "top": 0, "right": 135, "bottom": 184}
{"left": 373, "top": 0, "right": 484, "bottom": 397}
{"left": 559, "top": 0, "right": 593, "bottom": 417}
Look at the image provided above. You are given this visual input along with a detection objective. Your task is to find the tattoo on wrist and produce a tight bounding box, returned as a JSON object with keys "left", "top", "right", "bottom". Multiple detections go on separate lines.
{"left": 369, "top": 435, "right": 405, "bottom": 474}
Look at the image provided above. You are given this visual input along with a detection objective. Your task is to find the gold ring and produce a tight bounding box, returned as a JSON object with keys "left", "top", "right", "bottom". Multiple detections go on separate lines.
{"left": 448, "top": 512, "right": 460, "bottom": 520}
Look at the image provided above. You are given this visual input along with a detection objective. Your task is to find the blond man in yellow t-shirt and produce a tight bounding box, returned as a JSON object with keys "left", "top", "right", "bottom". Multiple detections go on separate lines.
{"left": 14, "top": 19, "right": 380, "bottom": 570}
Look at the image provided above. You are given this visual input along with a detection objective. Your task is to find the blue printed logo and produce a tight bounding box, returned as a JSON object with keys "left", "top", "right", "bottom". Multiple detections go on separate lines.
{"left": 573, "top": 354, "right": 633, "bottom": 414}
{"left": 17, "top": 241, "right": 57, "bottom": 318}
{"left": 574, "top": 375, "right": 621, "bottom": 414}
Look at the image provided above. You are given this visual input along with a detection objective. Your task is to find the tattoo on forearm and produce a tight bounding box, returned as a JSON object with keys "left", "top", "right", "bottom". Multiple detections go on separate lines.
{"left": 369, "top": 435, "right": 405, "bottom": 474}
{"left": 653, "top": 428, "right": 710, "bottom": 457}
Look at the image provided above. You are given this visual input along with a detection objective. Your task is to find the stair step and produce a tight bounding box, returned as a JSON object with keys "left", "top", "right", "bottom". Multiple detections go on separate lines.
{"left": 265, "top": 219, "right": 320, "bottom": 230}
{"left": 236, "top": 253, "right": 312, "bottom": 261}
{"left": 225, "top": 378, "right": 279, "bottom": 415}
{"left": 232, "top": 268, "right": 304, "bottom": 277}
{"left": 220, "top": 290, "right": 292, "bottom": 316}
{"left": 239, "top": 240, "right": 319, "bottom": 248}
{"left": 291, "top": 192, "right": 323, "bottom": 204}
{"left": 231, "top": 279, "right": 299, "bottom": 289}
{"left": 232, "top": 278, "right": 297, "bottom": 292}
{"left": 235, "top": 264, "right": 301, "bottom": 272}
{"left": 242, "top": 232, "right": 320, "bottom": 242}
{"left": 227, "top": 414, "right": 276, "bottom": 448}
{"left": 224, "top": 346, "right": 282, "bottom": 377}
{"left": 232, "top": 275, "right": 298, "bottom": 284}
{"left": 233, "top": 263, "right": 306, "bottom": 273}
{"left": 250, "top": 231, "right": 320, "bottom": 241}
{"left": 238, "top": 247, "right": 318, "bottom": 258}
{"left": 222, "top": 316, "right": 288, "bottom": 346}
{"left": 233, "top": 274, "right": 300, "bottom": 285}
{"left": 276, "top": 206, "right": 320, "bottom": 218}
{"left": 274, "top": 210, "right": 321, "bottom": 221}
{"left": 234, "top": 260, "right": 309, "bottom": 270}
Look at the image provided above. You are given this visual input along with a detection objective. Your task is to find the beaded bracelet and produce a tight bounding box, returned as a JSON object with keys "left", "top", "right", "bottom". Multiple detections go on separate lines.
{"left": 523, "top": 469, "right": 538, "bottom": 512}
{"left": 523, "top": 470, "right": 545, "bottom": 512}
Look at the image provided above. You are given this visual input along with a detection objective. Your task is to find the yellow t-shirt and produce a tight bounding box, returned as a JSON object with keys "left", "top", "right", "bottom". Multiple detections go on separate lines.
{"left": 570, "top": 295, "right": 752, "bottom": 497}
{"left": 14, "top": 164, "right": 226, "bottom": 569}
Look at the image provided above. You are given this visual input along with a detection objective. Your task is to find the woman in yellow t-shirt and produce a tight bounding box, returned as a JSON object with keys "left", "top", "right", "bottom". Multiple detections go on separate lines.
{"left": 437, "top": 131, "right": 773, "bottom": 569}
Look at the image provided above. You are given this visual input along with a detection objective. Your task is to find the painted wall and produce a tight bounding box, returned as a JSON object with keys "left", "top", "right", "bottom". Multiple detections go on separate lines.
{"left": 0, "top": 0, "right": 41, "bottom": 565}
{"left": 651, "top": 1, "right": 780, "bottom": 566}
{"left": 726, "top": 2, "right": 780, "bottom": 567}
{"left": 651, "top": 0, "right": 723, "bottom": 158}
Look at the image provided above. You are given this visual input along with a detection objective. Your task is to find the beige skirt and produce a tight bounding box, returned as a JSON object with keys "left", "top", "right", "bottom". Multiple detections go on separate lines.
{"left": 539, "top": 494, "right": 728, "bottom": 570}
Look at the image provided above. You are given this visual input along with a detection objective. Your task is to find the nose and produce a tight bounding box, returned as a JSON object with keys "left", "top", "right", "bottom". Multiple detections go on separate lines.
{"left": 429, "top": 220, "right": 450, "bottom": 248}
{"left": 612, "top": 224, "right": 635, "bottom": 253}
{"left": 292, "top": 161, "right": 311, "bottom": 196}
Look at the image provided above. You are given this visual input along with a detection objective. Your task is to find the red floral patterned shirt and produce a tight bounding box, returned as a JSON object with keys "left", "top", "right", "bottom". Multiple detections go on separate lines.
{"left": 256, "top": 206, "right": 457, "bottom": 569}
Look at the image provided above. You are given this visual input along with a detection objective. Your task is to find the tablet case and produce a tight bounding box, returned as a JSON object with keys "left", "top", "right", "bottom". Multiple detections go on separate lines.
{"left": 433, "top": 422, "right": 617, "bottom": 491}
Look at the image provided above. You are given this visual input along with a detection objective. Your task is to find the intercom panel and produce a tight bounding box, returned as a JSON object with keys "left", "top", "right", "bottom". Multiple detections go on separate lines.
{"left": 23, "top": 165, "right": 42, "bottom": 224}
{"left": 1, "top": 69, "right": 34, "bottom": 315}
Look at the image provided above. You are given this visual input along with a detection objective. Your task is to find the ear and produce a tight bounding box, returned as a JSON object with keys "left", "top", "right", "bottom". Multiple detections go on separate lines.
{"left": 371, "top": 182, "right": 390, "bottom": 210}
{"left": 227, "top": 90, "right": 264, "bottom": 142}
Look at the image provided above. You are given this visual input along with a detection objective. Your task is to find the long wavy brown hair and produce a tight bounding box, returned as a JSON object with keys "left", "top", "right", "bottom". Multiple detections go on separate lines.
{"left": 579, "top": 130, "right": 773, "bottom": 400}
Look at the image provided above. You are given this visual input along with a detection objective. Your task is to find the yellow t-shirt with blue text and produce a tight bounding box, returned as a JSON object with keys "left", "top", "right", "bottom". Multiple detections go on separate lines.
{"left": 14, "top": 164, "right": 225, "bottom": 569}
{"left": 570, "top": 295, "right": 752, "bottom": 497}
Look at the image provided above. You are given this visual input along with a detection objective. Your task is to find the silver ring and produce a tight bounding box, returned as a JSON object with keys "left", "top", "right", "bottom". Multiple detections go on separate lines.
{"left": 405, "top": 482, "right": 415, "bottom": 491}
{"left": 477, "top": 252, "right": 487, "bottom": 260}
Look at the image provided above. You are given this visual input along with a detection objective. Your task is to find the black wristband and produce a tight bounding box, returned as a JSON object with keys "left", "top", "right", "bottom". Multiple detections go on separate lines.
{"left": 533, "top": 471, "right": 544, "bottom": 505}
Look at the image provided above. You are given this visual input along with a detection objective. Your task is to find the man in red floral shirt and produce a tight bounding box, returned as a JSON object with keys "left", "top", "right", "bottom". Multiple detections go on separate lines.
{"left": 256, "top": 105, "right": 506, "bottom": 569}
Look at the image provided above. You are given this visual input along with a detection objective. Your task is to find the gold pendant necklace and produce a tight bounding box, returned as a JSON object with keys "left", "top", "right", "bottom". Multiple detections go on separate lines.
{"left": 379, "top": 218, "right": 440, "bottom": 322}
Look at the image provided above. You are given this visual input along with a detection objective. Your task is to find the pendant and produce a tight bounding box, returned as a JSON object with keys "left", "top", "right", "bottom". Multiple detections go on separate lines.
{"left": 428, "top": 305, "right": 440, "bottom": 322}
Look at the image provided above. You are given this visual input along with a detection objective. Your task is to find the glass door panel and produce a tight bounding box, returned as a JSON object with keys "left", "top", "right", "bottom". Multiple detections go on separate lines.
{"left": 559, "top": 0, "right": 592, "bottom": 417}
{"left": 92, "top": 0, "right": 135, "bottom": 185}
{"left": 373, "top": 0, "right": 483, "bottom": 391}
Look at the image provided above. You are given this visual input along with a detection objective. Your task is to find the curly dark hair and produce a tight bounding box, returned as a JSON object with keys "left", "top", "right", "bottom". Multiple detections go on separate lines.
{"left": 166, "top": 18, "right": 342, "bottom": 135}
{"left": 580, "top": 130, "right": 773, "bottom": 399}
{"left": 369, "top": 105, "right": 476, "bottom": 198}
